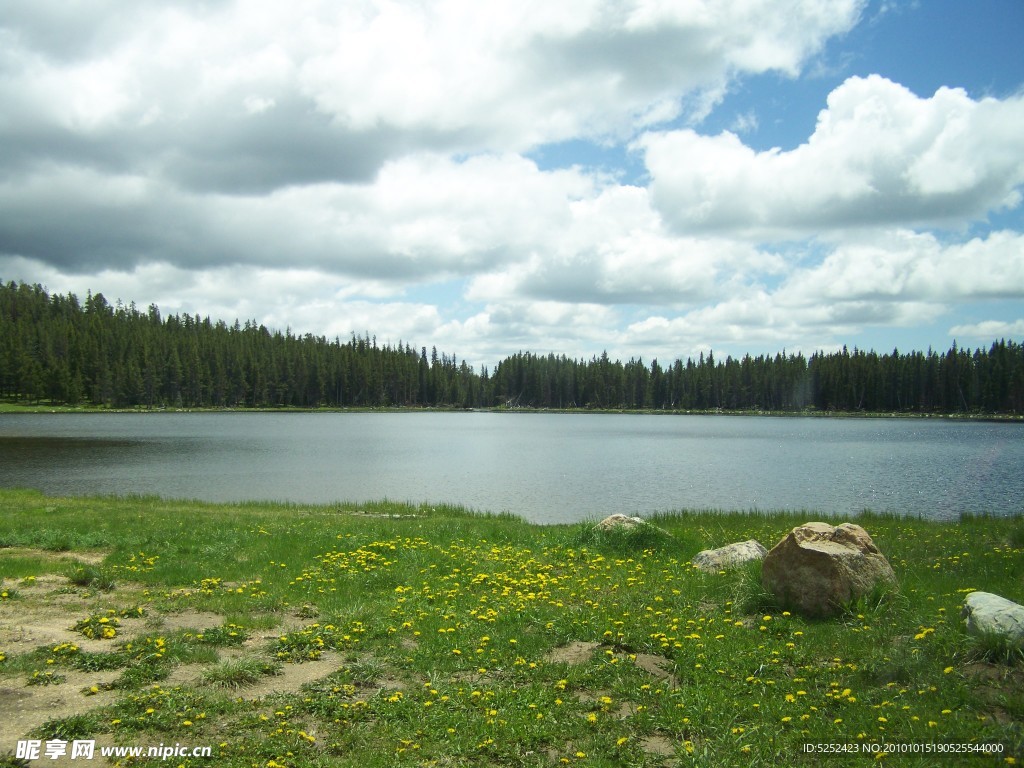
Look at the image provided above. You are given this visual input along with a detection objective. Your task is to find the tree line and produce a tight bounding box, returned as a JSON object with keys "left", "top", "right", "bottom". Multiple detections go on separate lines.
{"left": 2, "top": 280, "right": 1022, "bottom": 413}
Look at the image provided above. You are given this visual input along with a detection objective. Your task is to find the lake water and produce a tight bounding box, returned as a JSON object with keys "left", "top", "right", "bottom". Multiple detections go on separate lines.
{"left": 0, "top": 412, "right": 1021, "bottom": 524}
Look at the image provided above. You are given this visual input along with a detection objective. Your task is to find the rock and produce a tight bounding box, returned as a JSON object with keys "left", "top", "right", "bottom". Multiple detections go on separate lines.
{"left": 692, "top": 540, "right": 767, "bottom": 572}
{"left": 760, "top": 522, "right": 896, "bottom": 618}
{"left": 594, "top": 514, "right": 647, "bottom": 531}
{"left": 961, "top": 592, "right": 1024, "bottom": 648}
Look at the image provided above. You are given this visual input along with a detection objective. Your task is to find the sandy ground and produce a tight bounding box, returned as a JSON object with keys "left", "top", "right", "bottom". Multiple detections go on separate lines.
{"left": 0, "top": 552, "right": 350, "bottom": 764}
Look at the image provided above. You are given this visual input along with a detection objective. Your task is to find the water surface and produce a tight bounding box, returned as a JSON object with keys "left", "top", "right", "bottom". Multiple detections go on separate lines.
{"left": 0, "top": 412, "right": 1020, "bottom": 523}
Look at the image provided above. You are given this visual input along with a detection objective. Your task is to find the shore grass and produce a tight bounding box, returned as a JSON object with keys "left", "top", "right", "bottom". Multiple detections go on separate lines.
{"left": 2, "top": 399, "right": 1022, "bottom": 421}
{"left": 1, "top": 488, "right": 1022, "bottom": 766}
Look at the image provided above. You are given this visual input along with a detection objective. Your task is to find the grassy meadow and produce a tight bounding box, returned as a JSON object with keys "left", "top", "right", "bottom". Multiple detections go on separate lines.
{"left": 0, "top": 488, "right": 1022, "bottom": 766}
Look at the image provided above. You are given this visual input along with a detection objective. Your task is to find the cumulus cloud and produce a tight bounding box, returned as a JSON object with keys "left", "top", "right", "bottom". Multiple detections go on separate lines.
{"left": 640, "top": 75, "right": 1024, "bottom": 236}
{"left": 0, "top": 153, "right": 593, "bottom": 277}
{"left": 948, "top": 320, "right": 1024, "bottom": 340}
{"left": 467, "top": 183, "right": 784, "bottom": 307}
{"left": 0, "top": 0, "right": 864, "bottom": 193}
{"left": 780, "top": 229, "right": 1024, "bottom": 304}
{"left": 619, "top": 229, "right": 1024, "bottom": 361}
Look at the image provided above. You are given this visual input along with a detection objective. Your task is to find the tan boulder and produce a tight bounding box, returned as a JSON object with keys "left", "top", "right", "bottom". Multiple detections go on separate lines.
{"left": 761, "top": 522, "right": 896, "bottom": 617}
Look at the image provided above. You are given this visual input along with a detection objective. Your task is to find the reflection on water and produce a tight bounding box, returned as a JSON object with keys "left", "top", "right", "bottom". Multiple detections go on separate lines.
{"left": 0, "top": 412, "right": 1021, "bottom": 523}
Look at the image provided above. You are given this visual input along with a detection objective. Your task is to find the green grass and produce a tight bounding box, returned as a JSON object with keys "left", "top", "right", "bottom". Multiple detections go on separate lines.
{"left": 0, "top": 488, "right": 1022, "bottom": 766}
{"left": 201, "top": 656, "right": 283, "bottom": 688}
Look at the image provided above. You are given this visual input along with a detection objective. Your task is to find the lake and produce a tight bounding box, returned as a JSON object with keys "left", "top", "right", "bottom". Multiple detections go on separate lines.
{"left": 0, "top": 412, "right": 1021, "bottom": 524}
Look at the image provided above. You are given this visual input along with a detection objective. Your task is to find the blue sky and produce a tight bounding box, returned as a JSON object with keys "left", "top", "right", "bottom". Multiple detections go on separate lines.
{"left": 1, "top": 0, "right": 1022, "bottom": 369}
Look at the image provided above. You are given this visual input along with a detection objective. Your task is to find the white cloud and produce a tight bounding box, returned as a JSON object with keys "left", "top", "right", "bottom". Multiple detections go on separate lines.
{"left": 948, "top": 319, "right": 1024, "bottom": 340}
{"left": 781, "top": 230, "right": 1024, "bottom": 304}
{"left": 1, "top": 0, "right": 865, "bottom": 188}
{"left": 615, "top": 228, "right": 1024, "bottom": 360}
{"left": 0, "top": 153, "right": 594, "bottom": 278}
{"left": 640, "top": 75, "right": 1024, "bottom": 236}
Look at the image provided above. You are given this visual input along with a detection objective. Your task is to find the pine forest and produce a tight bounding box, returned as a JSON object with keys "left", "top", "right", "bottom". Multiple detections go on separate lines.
{"left": 2, "top": 280, "right": 1022, "bottom": 414}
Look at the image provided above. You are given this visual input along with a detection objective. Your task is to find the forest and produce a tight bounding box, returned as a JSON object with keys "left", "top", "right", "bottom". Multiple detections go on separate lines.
{"left": 2, "top": 279, "right": 1022, "bottom": 414}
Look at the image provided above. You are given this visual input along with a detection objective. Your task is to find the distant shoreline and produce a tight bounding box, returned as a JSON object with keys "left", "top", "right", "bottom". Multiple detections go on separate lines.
{"left": 2, "top": 400, "right": 1022, "bottom": 422}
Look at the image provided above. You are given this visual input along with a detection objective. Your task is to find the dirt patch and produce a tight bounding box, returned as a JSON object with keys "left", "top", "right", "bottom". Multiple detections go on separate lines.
{"left": 0, "top": 668, "right": 122, "bottom": 744}
{"left": 543, "top": 642, "right": 680, "bottom": 688}
{"left": 232, "top": 651, "right": 343, "bottom": 701}
{"left": 0, "top": 602, "right": 146, "bottom": 659}
{"left": 963, "top": 661, "right": 1024, "bottom": 725}
{"left": 0, "top": 546, "right": 110, "bottom": 567}
{"left": 633, "top": 653, "right": 679, "bottom": 686}
{"left": 640, "top": 734, "right": 679, "bottom": 759}
{"left": 545, "top": 640, "right": 601, "bottom": 665}
{"left": 160, "top": 661, "right": 210, "bottom": 688}
{"left": 151, "top": 610, "right": 227, "bottom": 633}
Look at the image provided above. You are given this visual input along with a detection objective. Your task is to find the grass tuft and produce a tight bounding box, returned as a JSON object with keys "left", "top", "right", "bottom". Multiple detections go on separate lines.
{"left": 66, "top": 565, "right": 116, "bottom": 591}
{"left": 201, "top": 656, "right": 282, "bottom": 688}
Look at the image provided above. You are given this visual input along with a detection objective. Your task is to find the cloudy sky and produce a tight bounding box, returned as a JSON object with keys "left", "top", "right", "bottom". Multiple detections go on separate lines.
{"left": 2, "top": 0, "right": 1022, "bottom": 369}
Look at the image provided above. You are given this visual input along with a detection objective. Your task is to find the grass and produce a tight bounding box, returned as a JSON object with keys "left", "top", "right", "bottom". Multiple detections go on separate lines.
{"left": 0, "top": 487, "right": 1021, "bottom": 766}
{"left": 201, "top": 656, "right": 283, "bottom": 688}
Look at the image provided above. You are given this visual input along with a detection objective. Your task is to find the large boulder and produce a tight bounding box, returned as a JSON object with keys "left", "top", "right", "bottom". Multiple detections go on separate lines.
{"left": 692, "top": 540, "right": 767, "bottom": 573}
{"left": 761, "top": 522, "right": 896, "bottom": 618}
{"left": 961, "top": 592, "right": 1024, "bottom": 648}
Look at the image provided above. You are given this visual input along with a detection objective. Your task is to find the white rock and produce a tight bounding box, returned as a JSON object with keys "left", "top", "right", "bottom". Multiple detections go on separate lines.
{"left": 594, "top": 514, "right": 646, "bottom": 531}
{"left": 961, "top": 591, "right": 1024, "bottom": 647}
{"left": 692, "top": 540, "right": 767, "bottom": 572}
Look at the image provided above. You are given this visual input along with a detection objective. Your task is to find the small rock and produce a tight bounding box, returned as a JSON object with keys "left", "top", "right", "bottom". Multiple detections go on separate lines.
{"left": 761, "top": 522, "right": 896, "bottom": 618}
{"left": 962, "top": 591, "right": 1024, "bottom": 648}
{"left": 691, "top": 540, "right": 767, "bottom": 573}
{"left": 594, "top": 514, "right": 647, "bottom": 531}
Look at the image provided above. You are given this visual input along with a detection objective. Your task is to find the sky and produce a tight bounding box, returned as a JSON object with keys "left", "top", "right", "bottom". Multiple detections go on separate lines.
{"left": 1, "top": 0, "right": 1023, "bottom": 370}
